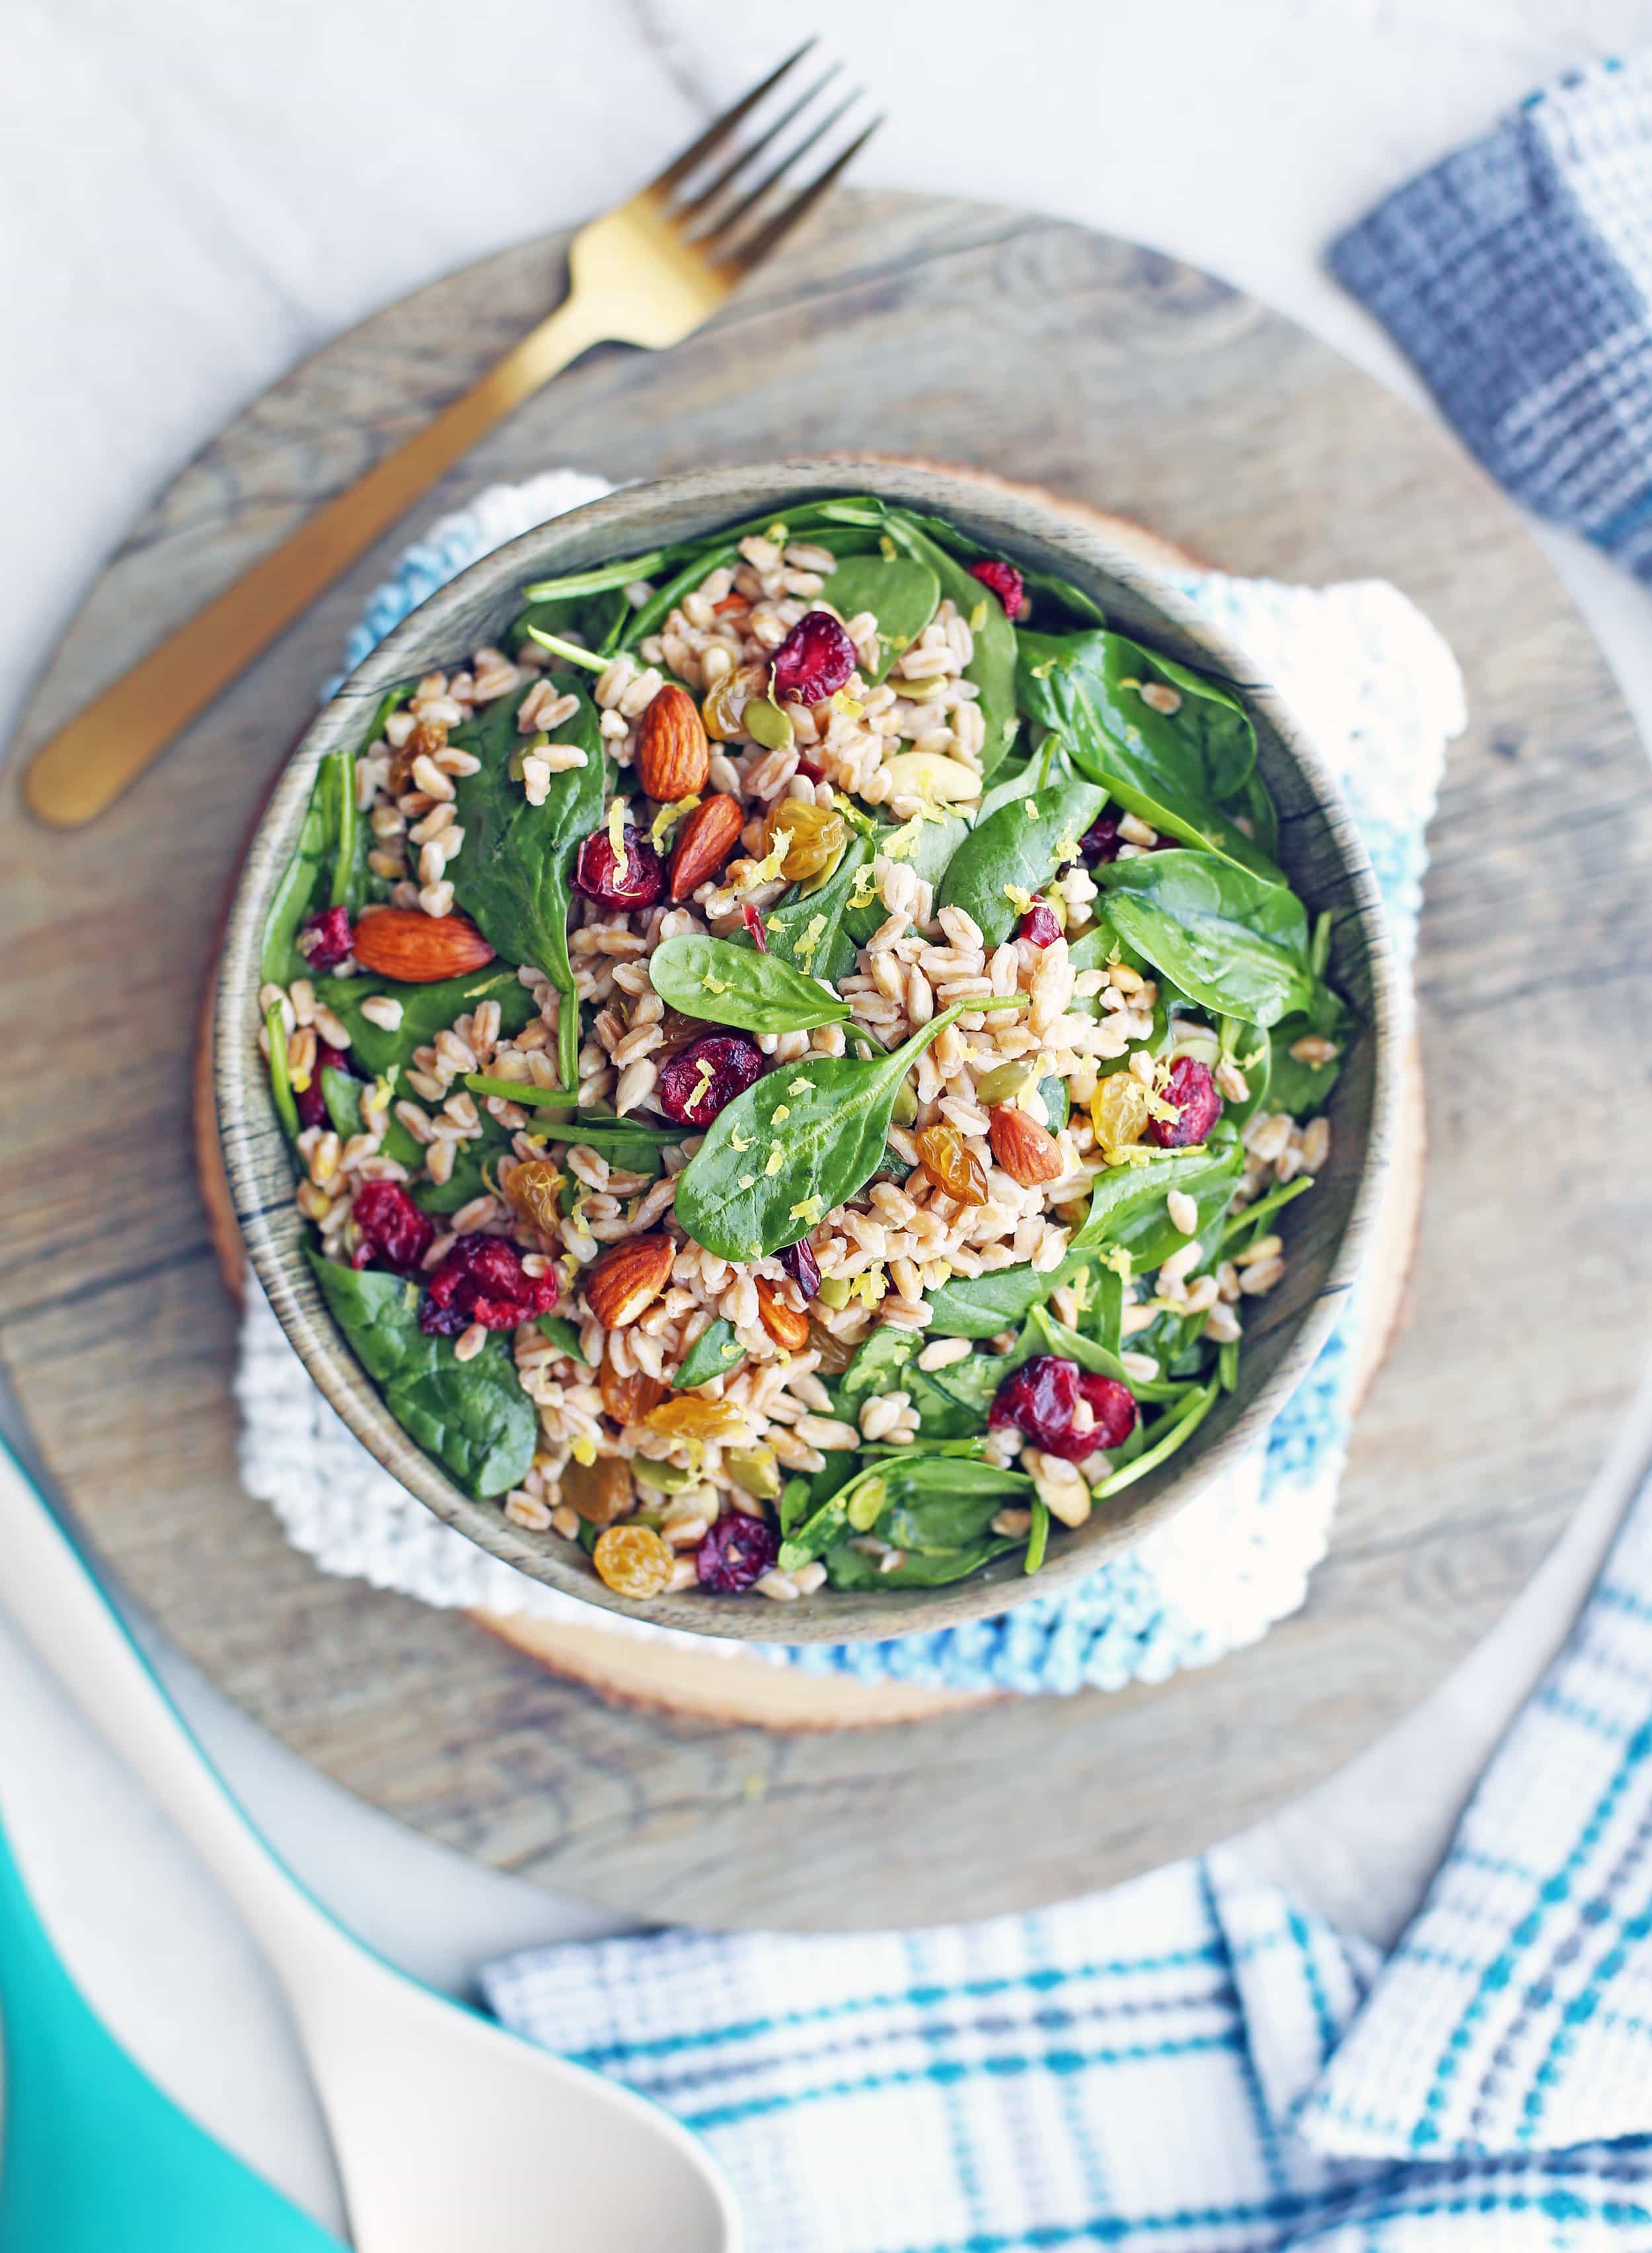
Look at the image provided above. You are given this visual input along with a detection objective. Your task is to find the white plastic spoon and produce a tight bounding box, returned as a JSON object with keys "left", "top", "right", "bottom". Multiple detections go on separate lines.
{"left": 0, "top": 1446, "right": 739, "bottom": 2253}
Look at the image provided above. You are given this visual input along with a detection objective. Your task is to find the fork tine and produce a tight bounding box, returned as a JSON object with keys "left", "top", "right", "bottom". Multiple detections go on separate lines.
{"left": 674, "top": 63, "right": 843, "bottom": 221}
{"left": 717, "top": 118, "right": 883, "bottom": 276}
{"left": 695, "top": 90, "right": 862, "bottom": 246}
{"left": 645, "top": 40, "right": 817, "bottom": 197}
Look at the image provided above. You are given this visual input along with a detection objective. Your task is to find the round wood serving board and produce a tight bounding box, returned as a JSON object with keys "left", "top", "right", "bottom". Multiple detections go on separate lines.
{"left": 5, "top": 192, "right": 1651, "bottom": 1929}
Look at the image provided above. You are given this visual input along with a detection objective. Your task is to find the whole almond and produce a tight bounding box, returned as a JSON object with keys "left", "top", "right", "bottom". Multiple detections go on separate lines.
{"left": 988, "top": 1102, "right": 1064, "bottom": 1188}
{"left": 753, "top": 1276, "right": 810, "bottom": 1353}
{"left": 634, "top": 683, "right": 710, "bottom": 802}
{"left": 351, "top": 907, "right": 495, "bottom": 983}
{"left": 667, "top": 793, "right": 744, "bottom": 901}
{"left": 585, "top": 1235, "right": 675, "bottom": 1330}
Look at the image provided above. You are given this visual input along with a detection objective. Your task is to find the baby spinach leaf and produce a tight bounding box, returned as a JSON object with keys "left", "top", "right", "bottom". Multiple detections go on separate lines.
{"left": 262, "top": 770, "right": 330, "bottom": 985}
{"left": 449, "top": 675, "right": 605, "bottom": 1089}
{"left": 673, "top": 1318, "right": 745, "bottom": 1389}
{"left": 1094, "top": 851, "right": 1318, "bottom": 1028}
{"left": 1094, "top": 1381, "right": 1218, "bottom": 1500}
{"left": 885, "top": 515, "right": 1020, "bottom": 777}
{"left": 923, "top": 1248, "right": 1098, "bottom": 1340}
{"left": 906, "top": 1371, "right": 985, "bottom": 1439}
{"left": 1070, "top": 1124, "right": 1244, "bottom": 1266}
{"left": 620, "top": 542, "right": 740, "bottom": 651}
{"left": 836, "top": 1327, "right": 921, "bottom": 1424}
{"left": 843, "top": 812, "right": 970, "bottom": 945}
{"left": 1012, "top": 1305, "right": 1198, "bottom": 1404}
{"left": 675, "top": 998, "right": 1008, "bottom": 1261}
{"left": 265, "top": 1003, "right": 301, "bottom": 1139}
{"left": 919, "top": 1352, "right": 1008, "bottom": 1418}
{"left": 1264, "top": 988, "right": 1358, "bottom": 1118}
{"left": 1017, "top": 630, "right": 1271, "bottom": 874}
{"left": 881, "top": 1462, "right": 1034, "bottom": 1552}
{"left": 765, "top": 833, "right": 874, "bottom": 983}
{"left": 824, "top": 1537, "right": 1024, "bottom": 1589}
{"left": 320, "top": 1065, "right": 365, "bottom": 1138}
{"left": 387, "top": 1362, "right": 539, "bottom": 1500}
{"left": 307, "top": 1253, "right": 535, "bottom": 1497}
{"left": 313, "top": 968, "right": 535, "bottom": 1079}
{"left": 975, "top": 732, "right": 1072, "bottom": 824}
{"left": 309, "top": 1254, "right": 429, "bottom": 1383}
{"left": 935, "top": 776, "right": 1106, "bottom": 946}
{"left": 816, "top": 553, "right": 940, "bottom": 681}
{"left": 649, "top": 933, "right": 850, "bottom": 1033}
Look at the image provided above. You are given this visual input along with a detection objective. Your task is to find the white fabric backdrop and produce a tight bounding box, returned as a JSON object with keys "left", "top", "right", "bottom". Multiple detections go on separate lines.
{"left": 5, "top": 1, "right": 1652, "bottom": 2233}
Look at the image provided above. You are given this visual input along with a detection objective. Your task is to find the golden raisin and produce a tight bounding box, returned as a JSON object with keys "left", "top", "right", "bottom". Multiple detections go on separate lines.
{"left": 599, "top": 1352, "right": 671, "bottom": 1428}
{"left": 644, "top": 1394, "right": 747, "bottom": 1443}
{"left": 388, "top": 716, "right": 448, "bottom": 792}
{"left": 807, "top": 1319, "right": 857, "bottom": 1375}
{"left": 701, "top": 664, "right": 769, "bottom": 743}
{"left": 561, "top": 1453, "right": 634, "bottom": 1527}
{"left": 503, "top": 1157, "right": 566, "bottom": 1237}
{"left": 1090, "top": 1072, "right": 1152, "bottom": 1163}
{"left": 761, "top": 799, "right": 848, "bottom": 882}
{"left": 592, "top": 1522, "right": 673, "bottom": 1598}
{"left": 915, "top": 1122, "right": 989, "bottom": 1206}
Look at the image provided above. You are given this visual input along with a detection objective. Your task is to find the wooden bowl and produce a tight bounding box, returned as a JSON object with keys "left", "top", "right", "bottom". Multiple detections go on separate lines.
{"left": 215, "top": 457, "right": 1400, "bottom": 1643}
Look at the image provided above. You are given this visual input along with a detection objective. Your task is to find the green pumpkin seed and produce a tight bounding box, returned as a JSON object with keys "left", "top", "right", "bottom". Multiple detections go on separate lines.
{"left": 975, "top": 1058, "right": 1039, "bottom": 1104}
{"left": 726, "top": 1446, "right": 782, "bottom": 1501}
{"left": 744, "top": 694, "right": 794, "bottom": 752}
{"left": 633, "top": 1459, "right": 699, "bottom": 1494}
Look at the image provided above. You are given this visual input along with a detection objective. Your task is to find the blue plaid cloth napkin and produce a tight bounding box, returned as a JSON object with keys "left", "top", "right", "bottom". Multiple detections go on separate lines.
{"left": 1332, "top": 53, "right": 1652, "bottom": 582}
{"left": 484, "top": 1469, "right": 1652, "bottom": 2252}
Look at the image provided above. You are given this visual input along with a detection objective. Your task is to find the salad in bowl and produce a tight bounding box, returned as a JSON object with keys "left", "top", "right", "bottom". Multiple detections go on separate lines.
{"left": 229, "top": 467, "right": 1386, "bottom": 1632}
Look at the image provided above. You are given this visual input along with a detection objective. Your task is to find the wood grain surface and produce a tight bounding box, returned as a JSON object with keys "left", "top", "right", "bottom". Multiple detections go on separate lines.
{"left": 5, "top": 192, "right": 1651, "bottom": 1930}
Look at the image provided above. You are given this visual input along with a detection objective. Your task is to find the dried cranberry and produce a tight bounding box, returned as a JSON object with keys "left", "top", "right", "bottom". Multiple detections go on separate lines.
{"left": 655, "top": 1033, "right": 764, "bottom": 1129}
{"left": 574, "top": 824, "right": 665, "bottom": 912}
{"left": 968, "top": 558, "right": 1026, "bottom": 618}
{"left": 989, "top": 1354, "right": 1139, "bottom": 1462}
{"left": 780, "top": 1239, "right": 821, "bottom": 1299}
{"left": 1080, "top": 814, "right": 1125, "bottom": 864}
{"left": 1145, "top": 1058, "right": 1222, "bottom": 1149}
{"left": 299, "top": 903, "right": 354, "bottom": 971}
{"left": 1079, "top": 813, "right": 1177, "bottom": 864}
{"left": 350, "top": 1180, "right": 435, "bottom": 1274}
{"left": 418, "top": 1234, "right": 558, "bottom": 1334}
{"left": 742, "top": 903, "right": 770, "bottom": 953}
{"left": 1018, "top": 902, "right": 1061, "bottom": 948}
{"left": 794, "top": 756, "right": 827, "bottom": 784}
{"left": 696, "top": 1511, "right": 780, "bottom": 1593}
{"left": 297, "top": 1041, "right": 356, "bottom": 1131}
{"left": 770, "top": 611, "right": 857, "bottom": 705}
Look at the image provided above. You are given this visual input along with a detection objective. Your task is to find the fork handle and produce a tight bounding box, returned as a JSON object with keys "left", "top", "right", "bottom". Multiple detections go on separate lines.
{"left": 23, "top": 289, "right": 612, "bottom": 830}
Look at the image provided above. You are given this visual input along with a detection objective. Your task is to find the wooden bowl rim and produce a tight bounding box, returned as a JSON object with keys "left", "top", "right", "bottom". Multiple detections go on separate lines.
{"left": 215, "top": 455, "right": 1400, "bottom": 1643}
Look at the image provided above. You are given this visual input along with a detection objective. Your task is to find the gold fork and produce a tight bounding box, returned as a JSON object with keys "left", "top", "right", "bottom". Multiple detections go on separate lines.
{"left": 24, "top": 43, "right": 878, "bottom": 828}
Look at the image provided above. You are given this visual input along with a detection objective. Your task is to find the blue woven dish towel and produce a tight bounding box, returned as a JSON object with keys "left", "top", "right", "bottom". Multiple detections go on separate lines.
{"left": 1332, "top": 52, "right": 1652, "bottom": 582}
{"left": 237, "top": 469, "right": 1464, "bottom": 1696}
{"left": 484, "top": 1465, "right": 1652, "bottom": 2251}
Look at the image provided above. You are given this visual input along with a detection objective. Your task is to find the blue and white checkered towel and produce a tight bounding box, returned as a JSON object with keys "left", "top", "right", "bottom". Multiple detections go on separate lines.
{"left": 1332, "top": 52, "right": 1652, "bottom": 584}
{"left": 484, "top": 1467, "right": 1652, "bottom": 2251}
{"left": 238, "top": 469, "right": 1464, "bottom": 1697}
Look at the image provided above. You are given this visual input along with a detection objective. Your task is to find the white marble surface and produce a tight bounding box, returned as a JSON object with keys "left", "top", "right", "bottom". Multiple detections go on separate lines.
{"left": 6, "top": 0, "right": 1652, "bottom": 2234}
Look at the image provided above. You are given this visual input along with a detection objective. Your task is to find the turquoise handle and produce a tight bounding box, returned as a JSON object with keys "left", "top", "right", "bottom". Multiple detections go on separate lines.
{"left": 0, "top": 1798, "right": 343, "bottom": 2250}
